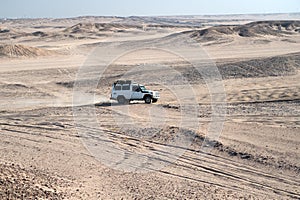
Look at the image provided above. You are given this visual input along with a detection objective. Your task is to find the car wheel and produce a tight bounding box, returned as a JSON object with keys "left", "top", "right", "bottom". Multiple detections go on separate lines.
{"left": 144, "top": 96, "right": 152, "bottom": 104}
{"left": 117, "top": 96, "right": 126, "bottom": 104}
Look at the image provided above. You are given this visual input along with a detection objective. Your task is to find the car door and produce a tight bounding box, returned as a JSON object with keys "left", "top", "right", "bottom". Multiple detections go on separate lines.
{"left": 131, "top": 85, "right": 143, "bottom": 100}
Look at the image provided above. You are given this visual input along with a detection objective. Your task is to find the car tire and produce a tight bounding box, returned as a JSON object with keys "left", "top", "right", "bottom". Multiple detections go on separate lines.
{"left": 117, "top": 96, "right": 126, "bottom": 104}
{"left": 144, "top": 96, "right": 152, "bottom": 104}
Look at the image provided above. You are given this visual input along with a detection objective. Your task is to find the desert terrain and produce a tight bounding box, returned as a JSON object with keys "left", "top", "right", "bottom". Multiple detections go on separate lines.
{"left": 0, "top": 14, "right": 300, "bottom": 199}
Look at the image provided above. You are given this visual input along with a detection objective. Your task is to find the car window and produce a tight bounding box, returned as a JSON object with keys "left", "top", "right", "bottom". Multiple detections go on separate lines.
{"left": 122, "top": 85, "right": 130, "bottom": 90}
{"left": 140, "top": 86, "right": 147, "bottom": 91}
{"left": 114, "top": 85, "right": 121, "bottom": 90}
{"left": 132, "top": 85, "right": 139, "bottom": 91}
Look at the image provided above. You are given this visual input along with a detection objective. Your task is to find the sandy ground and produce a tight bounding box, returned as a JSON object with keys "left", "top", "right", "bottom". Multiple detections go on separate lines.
{"left": 0, "top": 15, "right": 300, "bottom": 199}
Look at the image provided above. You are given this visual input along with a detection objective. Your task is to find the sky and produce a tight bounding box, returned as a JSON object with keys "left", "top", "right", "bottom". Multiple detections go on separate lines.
{"left": 1, "top": 0, "right": 300, "bottom": 18}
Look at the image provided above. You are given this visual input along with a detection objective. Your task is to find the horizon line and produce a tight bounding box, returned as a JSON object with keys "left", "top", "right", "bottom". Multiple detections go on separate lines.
{"left": 1, "top": 12, "right": 300, "bottom": 20}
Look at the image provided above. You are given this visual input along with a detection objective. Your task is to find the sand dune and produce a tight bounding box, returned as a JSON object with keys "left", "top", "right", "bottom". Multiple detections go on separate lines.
{"left": 0, "top": 44, "right": 57, "bottom": 58}
{"left": 0, "top": 27, "right": 10, "bottom": 33}
{"left": 217, "top": 52, "right": 300, "bottom": 79}
{"left": 64, "top": 23, "right": 143, "bottom": 34}
{"left": 189, "top": 20, "right": 300, "bottom": 42}
{"left": 31, "top": 31, "right": 48, "bottom": 37}
{"left": 173, "top": 52, "right": 300, "bottom": 83}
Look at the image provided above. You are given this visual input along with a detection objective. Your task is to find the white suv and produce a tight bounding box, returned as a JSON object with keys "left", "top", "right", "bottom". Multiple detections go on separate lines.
{"left": 110, "top": 80, "right": 160, "bottom": 104}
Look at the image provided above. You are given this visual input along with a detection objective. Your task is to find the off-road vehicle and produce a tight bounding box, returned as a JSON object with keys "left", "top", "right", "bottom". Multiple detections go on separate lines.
{"left": 110, "top": 80, "right": 160, "bottom": 104}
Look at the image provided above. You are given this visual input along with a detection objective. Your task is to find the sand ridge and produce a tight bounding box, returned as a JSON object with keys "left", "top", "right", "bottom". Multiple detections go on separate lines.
{"left": 0, "top": 44, "right": 57, "bottom": 57}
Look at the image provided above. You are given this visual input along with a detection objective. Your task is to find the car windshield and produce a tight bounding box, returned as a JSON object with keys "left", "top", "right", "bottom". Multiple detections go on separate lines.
{"left": 139, "top": 85, "right": 147, "bottom": 91}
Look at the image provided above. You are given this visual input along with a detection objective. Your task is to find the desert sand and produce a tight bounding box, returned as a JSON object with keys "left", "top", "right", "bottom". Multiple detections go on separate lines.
{"left": 0, "top": 14, "right": 300, "bottom": 199}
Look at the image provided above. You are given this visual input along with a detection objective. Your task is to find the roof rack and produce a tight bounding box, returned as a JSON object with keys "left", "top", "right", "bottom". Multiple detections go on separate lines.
{"left": 114, "top": 80, "right": 132, "bottom": 85}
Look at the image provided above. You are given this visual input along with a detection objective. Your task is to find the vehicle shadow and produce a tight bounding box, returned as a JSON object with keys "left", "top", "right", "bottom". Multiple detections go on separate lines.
{"left": 94, "top": 102, "right": 113, "bottom": 107}
{"left": 94, "top": 101, "right": 146, "bottom": 107}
